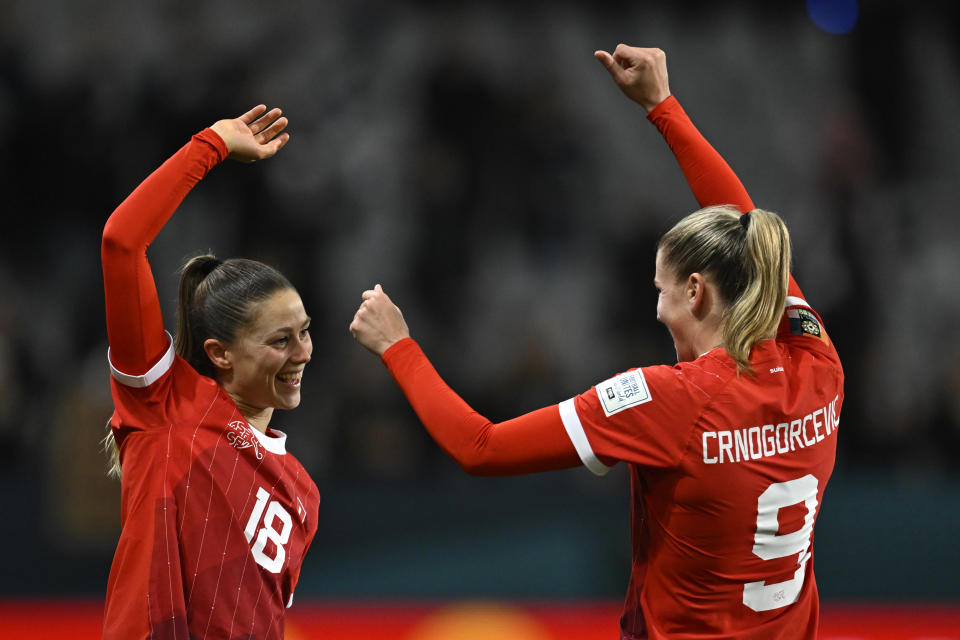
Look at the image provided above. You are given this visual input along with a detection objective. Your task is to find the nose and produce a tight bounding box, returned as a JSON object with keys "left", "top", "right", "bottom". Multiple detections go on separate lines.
{"left": 293, "top": 334, "right": 312, "bottom": 364}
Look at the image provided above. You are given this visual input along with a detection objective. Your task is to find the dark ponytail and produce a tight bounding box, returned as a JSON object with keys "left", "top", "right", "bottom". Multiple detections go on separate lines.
{"left": 175, "top": 255, "right": 224, "bottom": 378}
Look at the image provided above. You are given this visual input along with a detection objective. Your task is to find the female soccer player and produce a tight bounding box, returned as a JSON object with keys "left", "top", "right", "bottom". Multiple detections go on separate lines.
{"left": 350, "top": 46, "right": 843, "bottom": 639}
{"left": 101, "top": 105, "right": 319, "bottom": 639}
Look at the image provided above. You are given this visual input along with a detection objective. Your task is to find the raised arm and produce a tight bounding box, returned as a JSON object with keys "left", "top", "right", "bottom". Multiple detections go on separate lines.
{"left": 349, "top": 286, "right": 582, "bottom": 475}
{"left": 102, "top": 106, "right": 290, "bottom": 376}
{"left": 594, "top": 45, "right": 754, "bottom": 212}
{"left": 595, "top": 45, "right": 807, "bottom": 298}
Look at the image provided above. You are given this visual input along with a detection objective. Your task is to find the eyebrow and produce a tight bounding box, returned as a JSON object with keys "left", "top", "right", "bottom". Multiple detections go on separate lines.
{"left": 266, "top": 317, "right": 312, "bottom": 337}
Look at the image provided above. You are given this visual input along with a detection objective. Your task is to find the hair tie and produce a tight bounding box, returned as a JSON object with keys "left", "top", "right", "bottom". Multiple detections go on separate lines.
{"left": 740, "top": 211, "right": 751, "bottom": 229}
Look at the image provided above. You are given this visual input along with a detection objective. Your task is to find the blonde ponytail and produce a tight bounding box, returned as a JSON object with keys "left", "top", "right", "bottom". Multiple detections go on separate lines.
{"left": 722, "top": 209, "right": 790, "bottom": 372}
{"left": 657, "top": 205, "right": 791, "bottom": 374}
{"left": 103, "top": 422, "right": 122, "bottom": 480}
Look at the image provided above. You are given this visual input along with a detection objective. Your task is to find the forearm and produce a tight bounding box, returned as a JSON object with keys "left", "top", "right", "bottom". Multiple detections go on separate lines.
{"left": 381, "top": 338, "right": 581, "bottom": 476}
{"left": 647, "top": 96, "right": 755, "bottom": 213}
{"left": 648, "top": 98, "right": 805, "bottom": 297}
{"left": 102, "top": 129, "right": 227, "bottom": 373}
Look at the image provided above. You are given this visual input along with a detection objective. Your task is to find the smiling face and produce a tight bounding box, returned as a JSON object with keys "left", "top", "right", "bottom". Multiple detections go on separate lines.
{"left": 213, "top": 288, "right": 312, "bottom": 420}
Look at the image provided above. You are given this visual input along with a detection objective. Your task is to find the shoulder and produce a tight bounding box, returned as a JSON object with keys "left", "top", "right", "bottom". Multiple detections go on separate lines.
{"left": 775, "top": 296, "right": 843, "bottom": 373}
{"left": 563, "top": 356, "right": 738, "bottom": 472}
{"left": 586, "top": 355, "right": 737, "bottom": 417}
{"left": 111, "top": 352, "right": 221, "bottom": 427}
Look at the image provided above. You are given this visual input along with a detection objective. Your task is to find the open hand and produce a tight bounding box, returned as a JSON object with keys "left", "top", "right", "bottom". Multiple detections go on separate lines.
{"left": 594, "top": 45, "right": 671, "bottom": 112}
{"left": 210, "top": 105, "right": 290, "bottom": 162}
{"left": 350, "top": 284, "right": 411, "bottom": 356}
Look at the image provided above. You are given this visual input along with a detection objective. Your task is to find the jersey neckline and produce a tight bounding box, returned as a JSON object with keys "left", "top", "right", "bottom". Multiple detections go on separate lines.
{"left": 249, "top": 423, "right": 287, "bottom": 455}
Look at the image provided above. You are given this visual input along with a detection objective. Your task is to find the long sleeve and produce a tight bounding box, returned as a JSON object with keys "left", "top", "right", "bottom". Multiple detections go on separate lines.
{"left": 647, "top": 96, "right": 754, "bottom": 213}
{"left": 648, "top": 96, "right": 803, "bottom": 298}
{"left": 381, "top": 338, "right": 582, "bottom": 476}
{"left": 102, "top": 128, "right": 227, "bottom": 375}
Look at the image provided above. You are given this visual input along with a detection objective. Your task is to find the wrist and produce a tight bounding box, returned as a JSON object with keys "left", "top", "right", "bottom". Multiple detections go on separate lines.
{"left": 641, "top": 91, "right": 672, "bottom": 113}
{"left": 381, "top": 336, "right": 414, "bottom": 361}
{"left": 194, "top": 128, "right": 229, "bottom": 162}
{"left": 208, "top": 121, "right": 234, "bottom": 154}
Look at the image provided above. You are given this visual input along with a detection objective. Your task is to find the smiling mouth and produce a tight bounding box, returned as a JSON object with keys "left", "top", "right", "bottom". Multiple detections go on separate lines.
{"left": 276, "top": 372, "right": 302, "bottom": 387}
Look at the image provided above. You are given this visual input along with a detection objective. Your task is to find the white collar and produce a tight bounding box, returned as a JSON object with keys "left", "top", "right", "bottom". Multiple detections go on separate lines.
{"left": 250, "top": 424, "right": 287, "bottom": 455}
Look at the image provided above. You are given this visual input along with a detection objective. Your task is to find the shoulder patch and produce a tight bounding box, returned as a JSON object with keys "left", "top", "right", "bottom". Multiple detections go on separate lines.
{"left": 788, "top": 307, "right": 823, "bottom": 338}
{"left": 595, "top": 369, "right": 652, "bottom": 417}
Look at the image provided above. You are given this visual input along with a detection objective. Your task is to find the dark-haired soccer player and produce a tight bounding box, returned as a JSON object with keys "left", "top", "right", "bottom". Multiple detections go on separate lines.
{"left": 101, "top": 106, "right": 319, "bottom": 639}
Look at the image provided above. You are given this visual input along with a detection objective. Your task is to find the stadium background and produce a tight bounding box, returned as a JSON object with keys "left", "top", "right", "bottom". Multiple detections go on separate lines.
{"left": 1, "top": 0, "right": 958, "bottom": 637}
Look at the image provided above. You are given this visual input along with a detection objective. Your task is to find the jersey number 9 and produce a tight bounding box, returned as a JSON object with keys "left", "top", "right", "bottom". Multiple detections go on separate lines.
{"left": 743, "top": 474, "right": 819, "bottom": 612}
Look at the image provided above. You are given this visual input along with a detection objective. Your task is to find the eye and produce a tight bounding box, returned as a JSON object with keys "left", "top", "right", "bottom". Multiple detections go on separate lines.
{"left": 272, "top": 337, "right": 289, "bottom": 347}
{"left": 299, "top": 328, "right": 310, "bottom": 339}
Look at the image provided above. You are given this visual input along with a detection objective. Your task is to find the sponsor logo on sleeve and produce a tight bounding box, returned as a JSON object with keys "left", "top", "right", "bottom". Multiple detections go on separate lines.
{"left": 595, "top": 369, "right": 652, "bottom": 417}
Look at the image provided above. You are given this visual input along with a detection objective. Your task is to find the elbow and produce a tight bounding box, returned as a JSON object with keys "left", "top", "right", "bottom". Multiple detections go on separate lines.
{"left": 101, "top": 219, "right": 137, "bottom": 259}
{"left": 449, "top": 433, "right": 502, "bottom": 477}
{"left": 442, "top": 424, "right": 500, "bottom": 476}
{"left": 455, "top": 457, "right": 497, "bottom": 477}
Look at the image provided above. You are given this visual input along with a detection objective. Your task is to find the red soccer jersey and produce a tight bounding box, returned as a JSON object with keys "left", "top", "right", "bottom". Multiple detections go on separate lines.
{"left": 104, "top": 350, "right": 320, "bottom": 640}
{"left": 101, "top": 128, "right": 320, "bottom": 640}
{"left": 559, "top": 291, "right": 842, "bottom": 639}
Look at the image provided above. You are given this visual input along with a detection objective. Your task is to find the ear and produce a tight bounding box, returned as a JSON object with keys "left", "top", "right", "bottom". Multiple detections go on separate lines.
{"left": 203, "top": 338, "right": 232, "bottom": 372}
{"left": 687, "top": 272, "right": 708, "bottom": 315}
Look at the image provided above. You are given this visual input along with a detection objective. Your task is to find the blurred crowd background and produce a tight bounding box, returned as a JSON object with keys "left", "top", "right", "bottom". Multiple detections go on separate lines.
{"left": 1, "top": 0, "right": 958, "bottom": 604}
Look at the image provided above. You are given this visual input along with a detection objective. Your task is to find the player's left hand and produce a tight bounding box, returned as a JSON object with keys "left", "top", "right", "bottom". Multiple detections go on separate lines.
{"left": 210, "top": 105, "right": 290, "bottom": 162}
{"left": 594, "top": 45, "right": 671, "bottom": 112}
{"left": 350, "top": 284, "right": 411, "bottom": 356}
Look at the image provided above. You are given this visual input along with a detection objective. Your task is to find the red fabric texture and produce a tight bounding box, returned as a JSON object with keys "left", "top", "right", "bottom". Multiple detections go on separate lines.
{"left": 382, "top": 338, "right": 581, "bottom": 475}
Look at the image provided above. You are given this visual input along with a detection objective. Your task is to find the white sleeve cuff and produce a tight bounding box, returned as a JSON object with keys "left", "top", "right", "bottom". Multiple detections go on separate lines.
{"left": 108, "top": 331, "right": 175, "bottom": 388}
{"left": 558, "top": 398, "right": 612, "bottom": 476}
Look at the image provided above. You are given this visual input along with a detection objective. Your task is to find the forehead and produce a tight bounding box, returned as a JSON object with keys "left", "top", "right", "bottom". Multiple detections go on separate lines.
{"left": 246, "top": 289, "right": 308, "bottom": 332}
{"left": 653, "top": 249, "right": 668, "bottom": 282}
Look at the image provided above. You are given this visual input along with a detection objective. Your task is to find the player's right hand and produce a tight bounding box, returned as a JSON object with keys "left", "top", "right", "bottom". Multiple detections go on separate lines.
{"left": 594, "top": 45, "right": 671, "bottom": 113}
{"left": 210, "top": 105, "right": 290, "bottom": 163}
{"left": 350, "top": 284, "right": 411, "bottom": 357}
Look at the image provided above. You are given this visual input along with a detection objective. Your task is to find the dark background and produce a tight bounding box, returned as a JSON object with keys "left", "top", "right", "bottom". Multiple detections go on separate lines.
{"left": 1, "top": 0, "right": 958, "bottom": 602}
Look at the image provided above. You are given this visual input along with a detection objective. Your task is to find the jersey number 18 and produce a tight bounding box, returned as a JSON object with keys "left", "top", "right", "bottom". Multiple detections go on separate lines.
{"left": 243, "top": 487, "right": 293, "bottom": 574}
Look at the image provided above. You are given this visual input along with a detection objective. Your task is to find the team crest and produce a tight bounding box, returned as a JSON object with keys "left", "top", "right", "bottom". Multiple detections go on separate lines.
{"left": 595, "top": 369, "right": 652, "bottom": 417}
{"left": 225, "top": 420, "right": 264, "bottom": 459}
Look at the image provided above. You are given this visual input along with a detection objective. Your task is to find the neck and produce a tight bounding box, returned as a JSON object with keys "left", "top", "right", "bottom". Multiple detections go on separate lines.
{"left": 694, "top": 328, "right": 725, "bottom": 359}
{"left": 228, "top": 394, "right": 274, "bottom": 433}
{"left": 681, "top": 322, "right": 725, "bottom": 362}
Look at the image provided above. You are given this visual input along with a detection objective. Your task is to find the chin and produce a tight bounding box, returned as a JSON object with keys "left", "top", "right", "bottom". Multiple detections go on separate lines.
{"left": 277, "top": 396, "right": 301, "bottom": 410}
